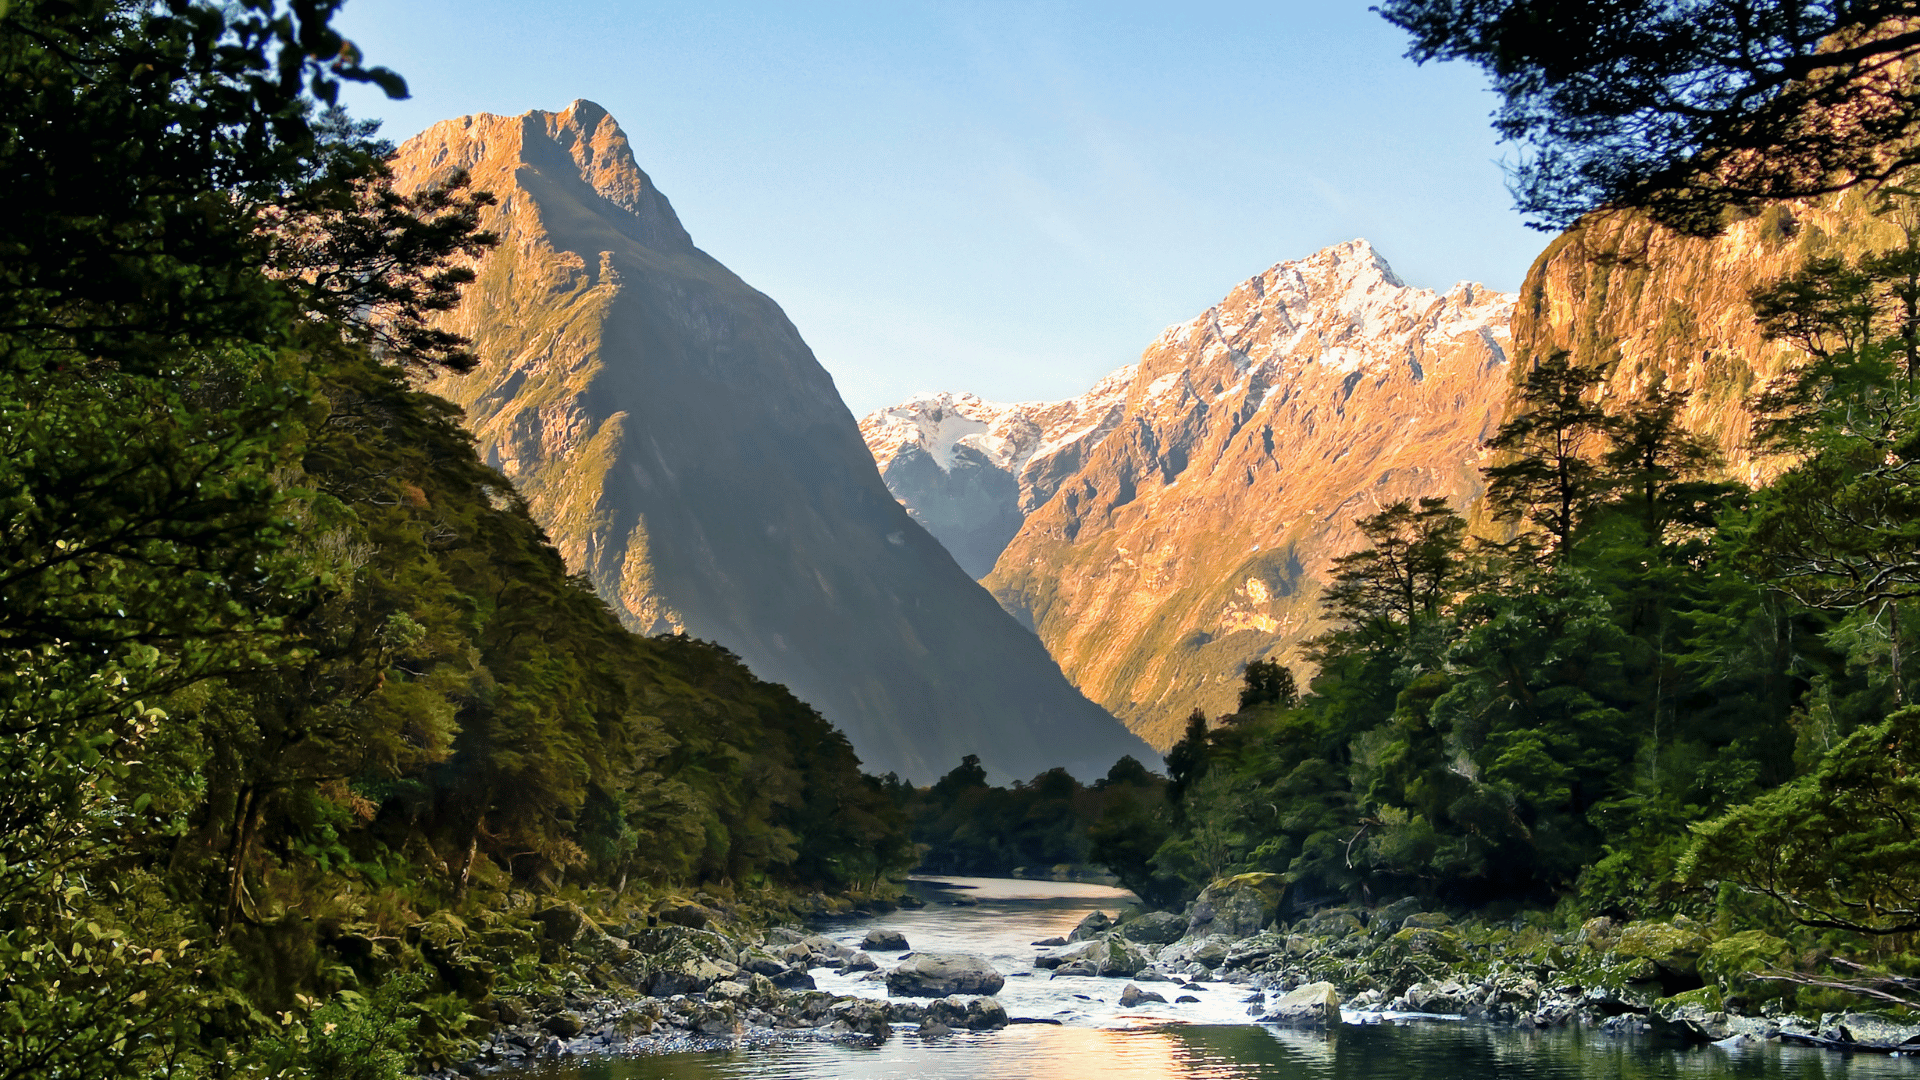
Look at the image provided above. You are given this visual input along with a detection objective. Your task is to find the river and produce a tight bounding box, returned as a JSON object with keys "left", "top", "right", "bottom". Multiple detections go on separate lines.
{"left": 501, "top": 877, "right": 1920, "bottom": 1080}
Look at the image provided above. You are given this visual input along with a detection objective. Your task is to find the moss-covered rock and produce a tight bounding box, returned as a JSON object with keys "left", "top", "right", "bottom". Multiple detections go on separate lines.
{"left": 1116, "top": 910, "right": 1187, "bottom": 945}
{"left": 1613, "top": 921, "right": 1707, "bottom": 981}
{"left": 1299, "top": 907, "right": 1366, "bottom": 939}
{"left": 1652, "top": 986, "right": 1730, "bottom": 1041}
{"left": 1386, "top": 927, "right": 1464, "bottom": 964}
{"left": 1189, "top": 873, "right": 1287, "bottom": 938}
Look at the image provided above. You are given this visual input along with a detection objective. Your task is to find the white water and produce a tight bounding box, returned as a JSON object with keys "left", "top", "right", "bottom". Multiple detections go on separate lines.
{"left": 807, "top": 876, "right": 1264, "bottom": 1028}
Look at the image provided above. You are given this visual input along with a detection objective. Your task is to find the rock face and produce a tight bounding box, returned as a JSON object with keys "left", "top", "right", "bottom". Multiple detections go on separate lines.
{"left": 1510, "top": 196, "right": 1892, "bottom": 487}
{"left": 870, "top": 241, "right": 1512, "bottom": 748}
{"left": 387, "top": 101, "right": 1153, "bottom": 782}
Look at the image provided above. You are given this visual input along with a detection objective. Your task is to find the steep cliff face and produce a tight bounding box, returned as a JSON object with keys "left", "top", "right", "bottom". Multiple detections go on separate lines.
{"left": 387, "top": 100, "right": 1154, "bottom": 782}
{"left": 1511, "top": 196, "right": 1896, "bottom": 482}
{"left": 966, "top": 241, "right": 1514, "bottom": 749}
{"left": 858, "top": 370, "right": 1135, "bottom": 578}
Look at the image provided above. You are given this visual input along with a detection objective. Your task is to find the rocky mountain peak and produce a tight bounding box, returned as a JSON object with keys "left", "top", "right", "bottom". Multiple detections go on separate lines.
{"left": 868, "top": 240, "right": 1516, "bottom": 747}
{"left": 395, "top": 99, "right": 693, "bottom": 255}
{"left": 390, "top": 102, "right": 1154, "bottom": 782}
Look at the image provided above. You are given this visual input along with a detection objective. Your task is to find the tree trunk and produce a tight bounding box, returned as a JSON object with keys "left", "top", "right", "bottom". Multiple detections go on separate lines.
{"left": 1893, "top": 603, "right": 1904, "bottom": 707}
{"left": 223, "top": 786, "right": 264, "bottom": 932}
{"left": 455, "top": 827, "right": 480, "bottom": 903}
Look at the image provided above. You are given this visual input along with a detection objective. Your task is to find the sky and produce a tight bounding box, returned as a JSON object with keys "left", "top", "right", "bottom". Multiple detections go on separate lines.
{"left": 335, "top": 1, "right": 1541, "bottom": 417}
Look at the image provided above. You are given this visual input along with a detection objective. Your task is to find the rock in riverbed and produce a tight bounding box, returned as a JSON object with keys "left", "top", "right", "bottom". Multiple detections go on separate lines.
{"left": 885, "top": 953, "right": 1006, "bottom": 997}
{"left": 1266, "top": 981, "right": 1341, "bottom": 1027}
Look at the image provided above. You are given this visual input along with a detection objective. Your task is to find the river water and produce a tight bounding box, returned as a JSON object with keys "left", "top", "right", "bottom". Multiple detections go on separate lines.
{"left": 505, "top": 877, "right": 1920, "bottom": 1080}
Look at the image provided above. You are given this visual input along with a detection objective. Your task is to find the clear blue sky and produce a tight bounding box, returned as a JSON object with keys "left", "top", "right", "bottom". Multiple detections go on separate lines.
{"left": 335, "top": 1, "right": 1540, "bottom": 416}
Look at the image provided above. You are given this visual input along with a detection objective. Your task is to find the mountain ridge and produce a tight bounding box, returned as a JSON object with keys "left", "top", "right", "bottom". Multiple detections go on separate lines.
{"left": 867, "top": 240, "right": 1515, "bottom": 748}
{"left": 388, "top": 99, "right": 1155, "bottom": 782}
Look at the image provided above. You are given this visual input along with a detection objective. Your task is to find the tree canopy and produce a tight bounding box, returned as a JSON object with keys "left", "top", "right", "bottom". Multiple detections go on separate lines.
{"left": 1377, "top": 0, "right": 1920, "bottom": 232}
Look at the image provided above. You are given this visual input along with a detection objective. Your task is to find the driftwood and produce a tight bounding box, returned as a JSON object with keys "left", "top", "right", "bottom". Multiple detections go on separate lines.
{"left": 1777, "top": 1029, "right": 1920, "bottom": 1054}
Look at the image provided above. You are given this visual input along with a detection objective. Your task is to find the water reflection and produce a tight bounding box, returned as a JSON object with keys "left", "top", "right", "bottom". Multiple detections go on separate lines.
{"left": 512, "top": 1023, "right": 1920, "bottom": 1080}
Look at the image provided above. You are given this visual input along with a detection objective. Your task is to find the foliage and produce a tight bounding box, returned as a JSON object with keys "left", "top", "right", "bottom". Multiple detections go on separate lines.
{"left": 1683, "top": 705, "right": 1920, "bottom": 936}
{"left": 1377, "top": 0, "right": 1920, "bottom": 233}
{"left": 1483, "top": 352, "right": 1610, "bottom": 555}
{"left": 1745, "top": 202, "right": 1920, "bottom": 616}
{"left": 0, "top": 3, "right": 913, "bottom": 1076}
{"left": 897, "top": 756, "right": 1167, "bottom": 889}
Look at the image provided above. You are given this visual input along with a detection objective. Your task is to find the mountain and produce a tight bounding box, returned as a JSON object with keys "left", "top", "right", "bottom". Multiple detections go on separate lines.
{"left": 869, "top": 241, "right": 1514, "bottom": 749}
{"left": 1512, "top": 197, "right": 1889, "bottom": 482}
{"left": 385, "top": 100, "right": 1154, "bottom": 782}
{"left": 857, "top": 369, "right": 1135, "bottom": 578}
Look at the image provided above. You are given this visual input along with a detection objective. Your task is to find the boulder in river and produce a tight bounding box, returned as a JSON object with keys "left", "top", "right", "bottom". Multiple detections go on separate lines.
{"left": 1035, "top": 936, "right": 1153, "bottom": 977}
{"left": 1266, "top": 981, "right": 1341, "bottom": 1027}
{"left": 1187, "top": 873, "right": 1286, "bottom": 938}
{"left": 886, "top": 953, "right": 1006, "bottom": 997}
{"left": 1069, "top": 910, "right": 1114, "bottom": 941}
{"left": 924, "top": 994, "right": 1009, "bottom": 1030}
{"left": 863, "top": 928, "right": 910, "bottom": 951}
{"left": 1119, "top": 983, "right": 1167, "bottom": 1007}
{"left": 1651, "top": 987, "right": 1732, "bottom": 1041}
{"left": 1117, "top": 910, "right": 1187, "bottom": 945}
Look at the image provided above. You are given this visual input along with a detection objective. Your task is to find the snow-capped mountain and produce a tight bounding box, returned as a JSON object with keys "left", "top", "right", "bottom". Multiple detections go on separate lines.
{"left": 867, "top": 240, "right": 1516, "bottom": 747}
{"left": 858, "top": 368, "right": 1133, "bottom": 577}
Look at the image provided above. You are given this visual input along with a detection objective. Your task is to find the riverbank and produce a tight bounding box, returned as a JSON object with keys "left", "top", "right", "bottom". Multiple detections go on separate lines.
{"left": 1037, "top": 873, "right": 1920, "bottom": 1054}
{"left": 416, "top": 874, "right": 1920, "bottom": 1078}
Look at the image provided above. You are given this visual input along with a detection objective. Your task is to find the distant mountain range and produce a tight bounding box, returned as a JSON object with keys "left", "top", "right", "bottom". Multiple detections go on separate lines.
{"left": 863, "top": 241, "right": 1516, "bottom": 748}
{"left": 387, "top": 100, "right": 1154, "bottom": 782}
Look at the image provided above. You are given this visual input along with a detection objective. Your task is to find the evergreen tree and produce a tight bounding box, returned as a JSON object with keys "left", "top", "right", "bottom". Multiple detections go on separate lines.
{"left": 1483, "top": 352, "right": 1610, "bottom": 556}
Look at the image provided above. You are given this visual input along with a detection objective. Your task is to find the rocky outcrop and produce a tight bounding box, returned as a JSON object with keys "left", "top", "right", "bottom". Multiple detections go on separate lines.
{"left": 901, "top": 241, "right": 1515, "bottom": 748}
{"left": 1510, "top": 194, "right": 1895, "bottom": 487}
{"left": 388, "top": 101, "right": 1153, "bottom": 782}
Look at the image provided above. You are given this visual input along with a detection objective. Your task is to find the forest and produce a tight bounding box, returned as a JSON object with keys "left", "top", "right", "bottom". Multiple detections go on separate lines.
{"left": 0, "top": 3, "right": 912, "bottom": 1077}
{"left": 16, "top": 0, "right": 1920, "bottom": 1075}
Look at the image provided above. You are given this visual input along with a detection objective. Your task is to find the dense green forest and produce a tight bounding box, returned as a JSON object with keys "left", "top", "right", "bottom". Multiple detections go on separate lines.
{"left": 887, "top": 755, "right": 1165, "bottom": 880}
{"left": 0, "top": 3, "right": 910, "bottom": 1076}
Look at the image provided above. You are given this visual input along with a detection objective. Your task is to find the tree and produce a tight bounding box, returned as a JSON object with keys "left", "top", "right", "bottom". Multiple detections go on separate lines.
{"left": 1599, "top": 385, "right": 1727, "bottom": 542}
{"left": 1237, "top": 659, "right": 1299, "bottom": 713}
{"left": 1684, "top": 705, "right": 1920, "bottom": 938}
{"left": 1483, "top": 352, "right": 1611, "bottom": 555}
{"left": 1378, "top": 0, "right": 1920, "bottom": 233}
{"left": 1742, "top": 198, "right": 1920, "bottom": 685}
{"left": 1320, "top": 496, "right": 1469, "bottom": 646}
